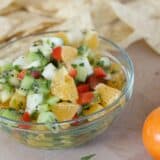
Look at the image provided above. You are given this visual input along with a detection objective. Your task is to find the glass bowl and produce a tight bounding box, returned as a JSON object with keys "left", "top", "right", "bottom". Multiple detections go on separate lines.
{"left": 0, "top": 31, "right": 134, "bottom": 149}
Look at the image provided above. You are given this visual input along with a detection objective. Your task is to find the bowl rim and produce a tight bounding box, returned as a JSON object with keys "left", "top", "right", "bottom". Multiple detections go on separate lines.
{"left": 0, "top": 31, "right": 134, "bottom": 127}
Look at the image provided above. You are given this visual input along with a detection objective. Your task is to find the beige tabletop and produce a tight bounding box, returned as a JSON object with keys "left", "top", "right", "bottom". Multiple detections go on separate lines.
{"left": 0, "top": 41, "right": 159, "bottom": 160}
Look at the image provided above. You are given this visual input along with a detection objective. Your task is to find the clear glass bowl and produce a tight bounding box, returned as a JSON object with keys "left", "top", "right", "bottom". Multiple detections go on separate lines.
{"left": 0, "top": 31, "right": 134, "bottom": 149}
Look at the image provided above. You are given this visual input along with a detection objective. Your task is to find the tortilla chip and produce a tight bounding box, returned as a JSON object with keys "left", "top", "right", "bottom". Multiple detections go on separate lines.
{"left": 111, "top": 0, "right": 160, "bottom": 54}
{"left": 0, "top": 17, "right": 16, "bottom": 42}
{"left": 0, "top": 2, "right": 21, "bottom": 16}
{"left": 90, "top": 0, "right": 135, "bottom": 49}
{"left": 5, "top": 11, "right": 60, "bottom": 41}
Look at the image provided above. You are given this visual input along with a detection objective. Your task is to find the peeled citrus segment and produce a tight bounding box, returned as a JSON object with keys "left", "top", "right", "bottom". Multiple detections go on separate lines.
{"left": 61, "top": 46, "right": 78, "bottom": 65}
{"left": 52, "top": 102, "right": 80, "bottom": 122}
{"left": 51, "top": 67, "right": 78, "bottom": 103}
{"left": 83, "top": 31, "right": 99, "bottom": 49}
{"left": 9, "top": 91, "right": 26, "bottom": 110}
{"left": 83, "top": 104, "right": 104, "bottom": 121}
{"left": 95, "top": 83, "right": 121, "bottom": 107}
{"left": 107, "top": 63, "right": 126, "bottom": 90}
{"left": 0, "top": 102, "right": 9, "bottom": 109}
{"left": 53, "top": 32, "right": 69, "bottom": 45}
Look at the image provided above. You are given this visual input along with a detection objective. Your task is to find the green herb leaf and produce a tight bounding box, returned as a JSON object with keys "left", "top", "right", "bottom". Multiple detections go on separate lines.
{"left": 81, "top": 154, "right": 96, "bottom": 160}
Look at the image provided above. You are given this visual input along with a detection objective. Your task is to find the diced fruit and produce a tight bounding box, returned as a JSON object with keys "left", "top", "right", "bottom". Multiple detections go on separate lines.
{"left": 52, "top": 102, "right": 80, "bottom": 122}
{"left": 53, "top": 32, "right": 69, "bottom": 45}
{"left": 0, "top": 86, "right": 13, "bottom": 103}
{"left": 42, "top": 37, "right": 63, "bottom": 47}
{"left": 9, "top": 91, "right": 26, "bottom": 110}
{"left": 47, "top": 96, "right": 60, "bottom": 106}
{"left": 24, "top": 60, "right": 41, "bottom": 69}
{"left": 0, "top": 102, "right": 9, "bottom": 109}
{"left": 51, "top": 67, "right": 78, "bottom": 103}
{"left": 97, "top": 57, "right": 111, "bottom": 68}
{"left": 42, "top": 63, "right": 56, "bottom": 80}
{"left": 26, "top": 52, "right": 48, "bottom": 67}
{"left": 27, "top": 52, "right": 41, "bottom": 62}
{"left": 110, "top": 63, "right": 122, "bottom": 73}
{"left": 39, "top": 43, "right": 52, "bottom": 58}
{"left": 13, "top": 56, "right": 26, "bottom": 68}
{"left": 0, "top": 109, "right": 21, "bottom": 121}
{"left": 69, "top": 68, "right": 77, "bottom": 78}
{"left": 38, "top": 104, "right": 49, "bottom": 112}
{"left": 87, "top": 75, "right": 102, "bottom": 89}
{"left": 95, "top": 83, "right": 121, "bottom": 107}
{"left": 76, "top": 66, "right": 88, "bottom": 82}
{"left": 94, "top": 67, "right": 106, "bottom": 78}
{"left": 72, "top": 57, "right": 93, "bottom": 76}
{"left": 26, "top": 94, "right": 43, "bottom": 114}
{"left": 19, "top": 112, "right": 31, "bottom": 129}
{"left": 51, "top": 46, "right": 62, "bottom": 61}
{"left": 17, "top": 70, "right": 26, "bottom": 80}
{"left": 32, "top": 79, "right": 50, "bottom": 95}
{"left": 9, "top": 70, "right": 20, "bottom": 87}
{"left": 22, "top": 112, "right": 31, "bottom": 122}
{"left": 78, "top": 45, "right": 90, "bottom": 57}
{"left": 31, "top": 71, "right": 41, "bottom": 79}
{"left": 83, "top": 104, "right": 104, "bottom": 121}
{"left": 83, "top": 31, "right": 99, "bottom": 49}
{"left": 77, "top": 92, "right": 94, "bottom": 105}
{"left": 61, "top": 46, "right": 78, "bottom": 64}
{"left": 20, "top": 75, "right": 34, "bottom": 92}
{"left": 37, "top": 111, "right": 56, "bottom": 123}
{"left": 72, "top": 113, "right": 80, "bottom": 126}
{"left": 77, "top": 84, "right": 90, "bottom": 93}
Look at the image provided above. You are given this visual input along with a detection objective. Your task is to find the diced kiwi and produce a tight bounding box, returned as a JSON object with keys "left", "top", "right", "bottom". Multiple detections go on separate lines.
{"left": 37, "top": 112, "right": 56, "bottom": 123}
{"left": 0, "top": 85, "right": 13, "bottom": 103}
{"left": 27, "top": 52, "right": 48, "bottom": 67}
{"left": 76, "top": 66, "right": 88, "bottom": 82}
{"left": 47, "top": 96, "right": 60, "bottom": 106}
{"left": 21, "top": 75, "right": 34, "bottom": 90}
{"left": 38, "top": 104, "right": 49, "bottom": 112}
{"left": 8, "top": 70, "right": 20, "bottom": 87}
{"left": 0, "top": 109, "right": 21, "bottom": 121}
{"left": 32, "top": 79, "right": 50, "bottom": 95}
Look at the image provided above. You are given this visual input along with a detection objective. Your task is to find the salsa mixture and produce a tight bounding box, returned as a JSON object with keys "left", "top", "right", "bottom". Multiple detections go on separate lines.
{"left": 0, "top": 31, "right": 125, "bottom": 129}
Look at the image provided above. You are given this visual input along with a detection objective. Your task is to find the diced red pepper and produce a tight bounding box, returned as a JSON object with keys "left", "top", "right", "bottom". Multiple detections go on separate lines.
{"left": 77, "top": 84, "right": 90, "bottom": 94}
{"left": 94, "top": 67, "right": 106, "bottom": 78}
{"left": 17, "top": 70, "right": 26, "bottom": 80}
{"left": 72, "top": 114, "right": 80, "bottom": 126}
{"left": 77, "top": 92, "right": 94, "bottom": 105}
{"left": 87, "top": 75, "right": 101, "bottom": 89}
{"left": 19, "top": 112, "right": 31, "bottom": 129}
{"left": 31, "top": 71, "right": 41, "bottom": 79}
{"left": 22, "top": 112, "right": 31, "bottom": 122}
{"left": 51, "top": 46, "right": 62, "bottom": 61}
{"left": 69, "top": 68, "right": 77, "bottom": 78}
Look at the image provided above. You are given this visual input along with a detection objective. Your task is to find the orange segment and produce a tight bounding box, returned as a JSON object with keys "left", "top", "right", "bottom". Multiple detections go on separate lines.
{"left": 51, "top": 67, "right": 78, "bottom": 103}
{"left": 83, "top": 104, "right": 104, "bottom": 121}
{"left": 52, "top": 102, "right": 80, "bottom": 122}
{"left": 61, "top": 46, "right": 78, "bottom": 65}
{"left": 95, "top": 83, "right": 121, "bottom": 107}
{"left": 9, "top": 91, "right": 26, "bottom": 110}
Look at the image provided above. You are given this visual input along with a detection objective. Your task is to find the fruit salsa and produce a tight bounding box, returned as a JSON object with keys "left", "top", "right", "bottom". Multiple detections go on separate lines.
{"left": 0, "top": 31, "right": 126, "bottom": 130}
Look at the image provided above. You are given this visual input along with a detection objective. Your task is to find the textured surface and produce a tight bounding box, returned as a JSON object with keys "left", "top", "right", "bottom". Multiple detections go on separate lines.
{"left": 0, "top": 41, "right": 159, "bottom": 160}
